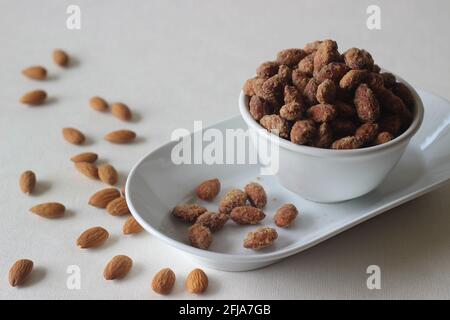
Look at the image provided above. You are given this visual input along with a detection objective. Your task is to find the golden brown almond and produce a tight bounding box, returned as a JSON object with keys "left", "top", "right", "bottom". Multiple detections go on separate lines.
{"left": 244, "top": 182, "right": 267, "bottom": 209}
{"left": 22, "top": 66, "right": 47, "bottom": 80}
{"left": 104, "top": 130, "right": 136, "bottom": 144}
{"left": 75, "top": 162, "right": 99, "bottom": 180}
{"left": 243, "top": 227, "right": 278, "bottom": 250}
{"left": 185, "top": 268, "right": 208, "bottom": 294}
{"left": 123, "top": 216, "right": 144, "bottom": 234}
{"left": 103, "top": 255, "right": 133, "bottom": 280}
{"left": 111, "top": 102, "right": 132, "bottom": 121}
{"left": 188, "top": 224, "right": 213, "bottom": 249}
{"left": 20, "top": 89, "right": 47, "bottom": 105}
{"left": 70, "top": 152, "right": 98, "bottom": 163}
{"left": 19, "top": 170, "right": 36, "bottom": 194}
{"left": 30, "top": 202, "right": 65, "bottom": 218}
{"left": 76, "top": 226, "right": 109, "bottom": 248}
{"left": 89, "top": 96, "right": 108, "bottom": 112}
{"left": 230, "top": 206, "right": 265, "bottom": 225}
{"left": 88, "top": 188, "right": 121, "bottom": 208}
{"left": 196, "top": 178, "right": 221, "bottom": 201}
{"left": 152, "top": 268, "right": 176, "bottom": 295}
{"left": 98, "top": 164, "right": 118, "bottom": 185}
{"left": 53, "top": 49, "right": 69, "bottom": 67}
{"left": 219, "top": 189, "right": 247, "bottom": 214}
{"left": 274, "top": 204, "right": 299, "bottom": 228}
{"left": 106, "top": 197, "right": 130, "bottom": 216}
{"left": 62, "top": 127, "right": 85, "bottom": 145}
{"left": 9, "top": 259, "right": 34, "bottom": 287}
{"left": 195, "top": 212, "right": 229, "bottom": 232}
{"left": 172, "top": 204, "right": 207, "bottom": 223}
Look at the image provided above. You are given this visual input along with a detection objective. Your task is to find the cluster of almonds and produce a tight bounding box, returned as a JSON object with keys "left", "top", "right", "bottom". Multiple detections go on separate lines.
{"left": 243, "top": 40, "right": 416, "bottom": 149}
{"left": 172, "top": 179, "right": 299, "bottom": 251}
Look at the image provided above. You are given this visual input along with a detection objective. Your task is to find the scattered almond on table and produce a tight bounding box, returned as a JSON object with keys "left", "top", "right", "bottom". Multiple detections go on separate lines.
{"left": 53, "top": 49, "right": 69, "bottom": 67}
{"left": 70, "top": 152, "right": 98, "bottom": 163}
{"left": 111, "top": 102, "right": 132, "bottom": 121}
{"left": 103, "top": 255, "right": 133, "bottom": 280}
{"left": 152, "top": 268, "right": 176, "bottom": 295}
{"left": 185, "top": 268, "right": 208, "bottom": 294}
{"left": 62, "top": 127, "right": 86, "bottom": 145}
{"left": 8, "top": 259, "right": 34, "bottom": 287}
{"left": 76, "top": 226, "right": 109, "bottom": 249}
{"left": 30, "top": 202, "right": 65, "bottom": 219}
{"left": 104, "top": 129, "right": 136, "bottom": 144}
{"left": 98, "top": 164, "right": 118, "bottom": 185}
{"left": 106, "top": 197, "right": 130, "bottom": 216}
{"left": 20, "top": 89, "right": 47, "bottom": 105}
{"left": 89, "top": 96, "right": 108, "bottom": 112}
{"left": 123, "top": 216, "right": 143, "bottom": 234}
{"left": 75, "top": 162, "right": 99, "bottom": 180}
{"left": 19, "top": 170, "right": 36, "bottom": 194}
{"left": 22, "top": 66, "right": 47, "bottom": 80}
{"left": 88, "top": 188, "right": 121, "bottom": 208}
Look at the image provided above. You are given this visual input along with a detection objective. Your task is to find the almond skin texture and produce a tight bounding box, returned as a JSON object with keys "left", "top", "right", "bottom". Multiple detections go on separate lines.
{"left": 90, "top": 96, "right": 108, "bottom": 112}
{"left": 77, "top": 226, "right": 109, "bottom": 248}
{"left": 152, "top": 268, "right": 176, "bottom": 295}
{"left": 103, "top": 255, "right": 133, "bottom": 280}
{"left": 186, "top": 268, "right": 208, "bottom": 294}
{"left": 188, "top": 224, "right": 212, "bottom": 249}
{"left": 104, "top": 130, "right": 136, "bottom": 144}
{"left": 111, "top": 103, "right": 132, "bottom": 121}
{"left": 19, "top": 170, "right": 36, "bottom": 194}
{"left": 53, "top": 49, "right": 69, "bottom": 67}
{"left": 274, "top": 204, "right": 299, "bottom": 228}
{"left": 219, "top": 189, "right": 248, "bottom": 214}
{"left": 244, "top": 182, "right": 267, "bottom": 209}
{"left": 22, "top": 66, "right": 47, "bottom": 80}
{"left": 231, "top": 206, "right": 266, "bottom": 225}
{"left": 244, "top": 227, "right": 278, "bottom": 250}
{"left": 62, "top": 127, "right": 85, "bottom": 145}
{"left": 172, "top": 204, "right": 207, "bottom": 223}
{"left": 98, "top": 164, "right": 118, "bottom": 185}
{"left": 20, "top": 90, "right": 47, "bottom": 105}
{"left": 123, "top": 216, "right": 144, "bottom": 234}
{"left": 89, "top": 188, "right": 121, "bottom": 208}
{"left": 196, "top": 178, "right": 221, "bottom": 201}
{"left": 106, "top": 197, "right": 130, "bottom": 216}
{"left": 70, "top": 152, "right": 98, "bottom": 163}
{"left": 75, "top": 162, "right": 99, "bottom": 180}
{"left": 30, "top": 202, "right": 65, "bottom": 218}
{"left": 9, "top": 259, "right": 33, "bottom": 287}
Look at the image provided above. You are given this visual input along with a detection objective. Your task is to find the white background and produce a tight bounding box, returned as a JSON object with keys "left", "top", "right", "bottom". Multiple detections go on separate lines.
{"left": 0, "top": 0, "right": 449, "bottom": 299}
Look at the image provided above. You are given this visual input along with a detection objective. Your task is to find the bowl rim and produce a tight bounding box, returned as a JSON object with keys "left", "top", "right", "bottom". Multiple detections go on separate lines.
{"left": 239, "top": 71, "right": 424, "bottom": 157}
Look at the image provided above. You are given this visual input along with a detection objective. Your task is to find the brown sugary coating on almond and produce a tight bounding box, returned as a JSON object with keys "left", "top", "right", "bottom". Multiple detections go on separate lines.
{"left": 260, "top": 115, "right": 290, "bottom": 139}
{"left": 331, "top": 118, "right": 357, "bottom": 137}
{"left": 290, "top": 120, "right": 317, "bottom": 145}
{"left": 339, "top": 69, "right": 368, "bottom": 91}
{"left": 231, "top": 206, "right": 265, "bottom": 225}
{"left": 256, "top": 61, "right": 279, "bottom": 78}
{"left": 243, "top": 78, "right": 256, "bottom": 96}
{"left": 243, "top": 227, "right": 278, "bottom": 250}
{"left": 304, "top": 40, "right": 322, "bottom": 54}
{"left": 367, "top": 72, "right": 384, "bottom": 90}
{"left": 355, "top": 122, "right": 379, "bottom": 145}
{"left": 378, "top": 114, "right": 403, "bottom": 135}
{"left": 334, "top": 100, "right": 356, "bottom": 118}
{"left": 172, "top": 204, "right": 207, "bottom": 223}
{"left": 277, "top": 65, "right": 292, "bottom": 85}
{"left": 274, "top": 204, "right": 298, "bottom": 228}
{"left": 276, "top": 48, "right": 306, "bottom": 66}
{"left": 375, "top": 131, "right": 394, "bottom": 145}
{"left": 381, "top": 72, "right": 396, "bottom": 88}
{"left": 392, "top": 82, "right": 415, "bottom": 108}
{"left": 315, "top": 62, "right": 349, "bottom": 83}
{"left": 252, "top": 78, "right": 266, "bottom": 97}
{"left": 284, "top": 85, "right": 303, "bottom": 105}
{"left": 314, "top": 122, "right": 334, "bottom": 148}
{"left": 313, "top": 40, "right": 341, "bottom": 74}
{"left": 374, "top": 87, "right": 407, "bottom": 115}
{"left": 372, "top": 64, "right": 381, "bottom": 73}
{"left": 316, "top": 79, "right": 336, "bottom": 104}
{"left": 292, "top": 69, "right": 310, "bottom": 92}
{"left": 307, "top": 104, "right": 337, "bottom": 123}
{"left": 260, "top": 75, "right": 283, "bottom": 105}
{"left": 280, "top": 102, "right": 304, "bottom": 121}
{"left": 303, "top": 78, "right": 319, "bottom": 105}
{"left": 196, "top": 178, "right": 221, "bottom": 201}
{"left": 331, "top": 136, "right": 361, "bottom": 149}
{"left": 195, "top": 212, "right": 229, "bottom": 232}
{"left": 354, "top": 84, "right": 380, "bottom": 122}
{"left": 343, "top": 48, "right": 374, "bottom": 70}
{"left": 219, "top": 189, "right": 248, "bottom": 214}
{"left": 297, "top": 53, "right": 314, "bottom": 75}
{"left": 249, "top": 95, "right": 271, "bottom": 121}
{"left": 244, "top": 182, "right": 267, "bottom": 209}
{"left": 188, "top": 224, "right": 212, "bottom": 249}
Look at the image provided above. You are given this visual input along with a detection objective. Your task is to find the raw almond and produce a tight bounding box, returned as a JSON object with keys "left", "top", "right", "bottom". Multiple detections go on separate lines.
{"left": 103, "top": 255, "right": 133, "bottom": 280}
{"left": 123, "top": 216, "right": 143, "bottom": 234}
{"left": 30, "top": 202, "right": 65, "bottom": 218}
{"left": 104, "top": 130, "right": 136, "bottom": 144}
{"left": 152, "top": 268, "right": 176, "bottom": 295}
{"left": 9, "top": 259, "right": 34, "bottom": 287}
{"left": 111, "top": 102, "right": 132, "bottom": 121}
{"left": 98, "top": 164, "right": 118, "bottom": 185}
{"left": 20, "top": 89, "right": 47, "bottom": 105}
{"left": 185, "top": 268, "right": 208, "bottom": 294}
{"left": 62, "top": 127, "right": 85, "bottom": 145}
{"left": 90, "top": 96, "right": 108, "bottom": 112}
{"left": 70, "top": 152, "right": 98, "bottom": 163}
{"left": 106, "top": 197, "right": 130, "bottom": 216}
{"left": 76, "top": 226, "right": 109, "bottom": 248}
{"left": 88, "top": 188, "right": 121, "bottom": 208}
{"left": 75, "top": 162, "right": 99, "bottom": 180}
{"left": 22, "top": 66, "right": 47, "bottom": 80}
{"left": 19, "top": 170, "right": 36, "bottom": 194}
{"left": 53, "top": 49, "right": 69, "bottom": 67}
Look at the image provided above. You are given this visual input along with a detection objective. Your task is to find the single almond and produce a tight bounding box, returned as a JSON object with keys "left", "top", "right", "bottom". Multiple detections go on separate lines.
{"left": 88, "top": 188, "right": 121, "bottom": 208}
{"left": 75, "top": 162, "right": 99, "bottom": 180}
{"left": 70, "top": 152, "right": 98, "bottom": 163}
{"left": 19, "top": 170, "right": 36, "bottom": 194}
{"left": 53, "top": 49, "right": 69, "bottom": 67}
{"left": 22, "top": 66, "right": 47, "bottom": 80}
{"left": 90, "top": 96, "right": 108, "bottom": 112}
{"left": 9, "top": 259, "right": 34, "bottom": 287}
{"left": 185, "top": 268, "right": 208, "bottom": 294}
{"left": 76, "top": 226, "right": 109, "bottom": 248}
{"left": 123, "top": 216, "right": 143, "bottom": 234}
{"left": 103, "top": 255, "right": 133, "bottom": 280}
{"left": 20, "top": 90, "right": 47, "bottom": 105}
{"left": 106, "top": 197, "right": 130, "bottom": 216}
{"left": 98, "top": 164, "right": 118, "bottom": 185}
{"left": 62, "top": 127, "right": 85, "bottom": 145}
{"left": 152, "top": 268, "right": 176, "bottom": 295}
{"left": 30, "top": 202, "right": 65, "bottom": 218}
{"left": 104, "top": 130, "right": 136, "bottom": 144}
{"left": 111, "top": 102, "right": 132, "bottom": 121}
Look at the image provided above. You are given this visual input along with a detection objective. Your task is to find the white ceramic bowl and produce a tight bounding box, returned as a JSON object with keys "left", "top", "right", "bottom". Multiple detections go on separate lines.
{"left": 239, "top": 73, "right": 424, "bottom": 202}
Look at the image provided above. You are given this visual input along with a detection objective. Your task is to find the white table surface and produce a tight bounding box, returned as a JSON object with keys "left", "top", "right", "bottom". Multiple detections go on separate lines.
{"left": 1, "top": 0, "right": 449, "bottom": 299}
